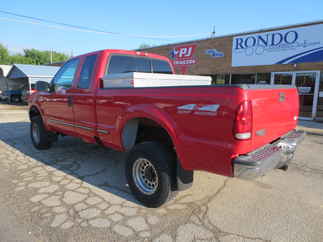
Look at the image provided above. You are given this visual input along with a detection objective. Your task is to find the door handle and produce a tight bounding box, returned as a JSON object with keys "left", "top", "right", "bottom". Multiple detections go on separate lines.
{"left": 67, "top": 96, "right": 73, "bottom": 107}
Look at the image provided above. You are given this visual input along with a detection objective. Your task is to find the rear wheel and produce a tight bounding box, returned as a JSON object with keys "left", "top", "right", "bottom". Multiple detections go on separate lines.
{"left": 30, "top": 116, "right": 54, "bottom": 149}
{"left": 126, "top": 142, "right": 176, "bottom": 208}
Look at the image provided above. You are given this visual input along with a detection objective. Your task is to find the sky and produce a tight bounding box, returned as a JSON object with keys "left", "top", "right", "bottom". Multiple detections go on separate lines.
{"left": 0, "top": 0, "right": 322, "bottom": 56}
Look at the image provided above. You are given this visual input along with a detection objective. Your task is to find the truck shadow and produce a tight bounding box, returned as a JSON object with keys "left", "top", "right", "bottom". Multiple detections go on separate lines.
{"left": 0, "top": 121, "right": 140, "bottom": 205}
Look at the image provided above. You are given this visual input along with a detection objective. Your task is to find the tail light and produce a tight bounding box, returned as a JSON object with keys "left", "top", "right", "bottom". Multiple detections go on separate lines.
{"left": 27, "top": 89, "right": 37, "bottom": 96}
{"left": 233, "top": 100, "right": 252, "bottom": 140}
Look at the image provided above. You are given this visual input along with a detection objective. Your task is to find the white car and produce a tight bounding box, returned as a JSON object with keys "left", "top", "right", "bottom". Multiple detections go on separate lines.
{"left": 0, "top": 89, "right": 8, "bottom": 101}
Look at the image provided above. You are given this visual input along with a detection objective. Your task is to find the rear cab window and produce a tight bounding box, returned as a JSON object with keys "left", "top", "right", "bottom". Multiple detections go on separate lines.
{"left": 152, "top": 59, "right": 172, "bottom": 74}
{"left": 106, "top": 55, "right": 172, "bottom": 75}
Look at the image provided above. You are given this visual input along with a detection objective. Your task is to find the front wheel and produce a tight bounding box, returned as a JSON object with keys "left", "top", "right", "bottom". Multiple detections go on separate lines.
{"left": 30, "top": 116, "right": 53, "bottom": 150}
{"left": 125, "top": 142, "right": 176, "bottom": 208}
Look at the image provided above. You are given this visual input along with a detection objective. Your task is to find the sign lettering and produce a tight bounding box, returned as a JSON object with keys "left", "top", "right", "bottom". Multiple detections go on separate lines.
{"left": 232, "top": 24, "right": 323, "bottom": 66}
{"left": 169, "top": 44, "right": 197, "bottom": 73}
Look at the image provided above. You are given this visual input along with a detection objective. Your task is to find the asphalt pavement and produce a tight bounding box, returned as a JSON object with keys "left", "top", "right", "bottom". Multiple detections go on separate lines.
{"left": 0, "top": 106, "right": 322, "bottom": 242}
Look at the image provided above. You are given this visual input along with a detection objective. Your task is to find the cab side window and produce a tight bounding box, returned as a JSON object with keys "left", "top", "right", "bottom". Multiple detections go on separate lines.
{"left": 52, "top": 58, "right": 79, "bottom": 91}
{"left": 78, "top": 54, "right": 97, "bottom": 89}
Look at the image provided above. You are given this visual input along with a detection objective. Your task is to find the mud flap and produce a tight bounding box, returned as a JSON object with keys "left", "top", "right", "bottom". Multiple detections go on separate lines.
{"left": 176, "top": 161, "right": 193, "bottom": 191}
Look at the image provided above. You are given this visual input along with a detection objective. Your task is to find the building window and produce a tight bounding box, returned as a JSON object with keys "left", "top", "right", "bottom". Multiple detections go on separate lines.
{"left": 256, "top": 73, "right": 271, "bottom": 84}
{"left": 231, "top": 74, "right": 256, "bottom": 84}
{"left": 212, "top": 74, "right": 230, "bottom": 85}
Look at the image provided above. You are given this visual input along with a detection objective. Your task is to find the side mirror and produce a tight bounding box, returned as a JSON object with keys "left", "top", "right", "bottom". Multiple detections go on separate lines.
{"left": 35, "top": 81, "right": 50, "bottom": 92}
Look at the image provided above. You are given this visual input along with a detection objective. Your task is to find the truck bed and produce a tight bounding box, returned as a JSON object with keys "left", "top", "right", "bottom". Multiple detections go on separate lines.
{"left": 96, "top": 84, "right": 299, "bottom": 176}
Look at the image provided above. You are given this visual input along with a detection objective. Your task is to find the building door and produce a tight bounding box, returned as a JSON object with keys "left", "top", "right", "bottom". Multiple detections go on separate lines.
{"left": 271, "top": 71, "right": 320, "bottom": 120}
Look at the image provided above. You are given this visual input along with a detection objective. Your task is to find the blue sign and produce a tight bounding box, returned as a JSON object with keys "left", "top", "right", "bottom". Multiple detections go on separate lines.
{"left": 205, "top": 49, "right": 224, "bottom": 58}
{"left": 232, "top": 24, "right": 323, "bottom": 66}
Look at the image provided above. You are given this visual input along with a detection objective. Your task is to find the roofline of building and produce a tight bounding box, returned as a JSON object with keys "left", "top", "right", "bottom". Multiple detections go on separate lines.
{"left": 138, "top": 19, "right": 323, "bottom": 51}
{"left": 6, "top": 64, "right": 59, "bottom": 79}
{"left": 7, "top": 75, "right": 55, "bottom": 80}
{"left": 28, "top": 75, "right": 55, "bottom": 78}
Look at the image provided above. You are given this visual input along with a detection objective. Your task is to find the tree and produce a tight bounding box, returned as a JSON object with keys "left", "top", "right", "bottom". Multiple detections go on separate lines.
{"left": 0, "top": 44, "right": 10, "bottom": 64}
{"left": 0, "top": 43, "right": 69, "bottom": 65}
{"left": 138, "top": 43, "right": 152, "bottom": 49}
{"left": 24, "top": 49, "right": 68, "bottom": 65}
{"left": 8, "top": 54, "right": 34, "bottom": 64}
{"left": 23, "top": 49, "right": 46, "bottom": 65}
{"left": 50, "top": 50, "right": 69, "bottom": 63}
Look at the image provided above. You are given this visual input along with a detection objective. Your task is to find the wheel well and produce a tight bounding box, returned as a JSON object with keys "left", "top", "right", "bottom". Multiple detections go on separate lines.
{"left": 122, "top": 118, "right": 174, "bottom": 151}
{"left": 121, "top": 118, "right": 193, "bottom": 191}
{"left": 29, "top": 106, "right": 41, "bottom": 121}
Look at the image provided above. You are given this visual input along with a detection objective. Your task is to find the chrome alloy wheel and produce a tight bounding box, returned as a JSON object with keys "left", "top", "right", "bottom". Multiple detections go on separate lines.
{"left": 132, "top": 158, "right": 159, "bottom": 195}
{"left": 32, "top": 122, "right": 40, "bottom": 144}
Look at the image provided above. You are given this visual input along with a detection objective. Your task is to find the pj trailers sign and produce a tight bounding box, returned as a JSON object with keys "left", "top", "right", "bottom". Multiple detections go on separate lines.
{"left": 170, "top": 44, "right": 197, "bottom": 74}
{"left": 232, "top": 24, "right": 323, "bottom": 67}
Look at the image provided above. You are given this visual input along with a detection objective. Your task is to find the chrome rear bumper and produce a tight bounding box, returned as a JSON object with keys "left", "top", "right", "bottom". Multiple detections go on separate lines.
{"left": 233, "top": 130, "right": 305, "bottom": 179}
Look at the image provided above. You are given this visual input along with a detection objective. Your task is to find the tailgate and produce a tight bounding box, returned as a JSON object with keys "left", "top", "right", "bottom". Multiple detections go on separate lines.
{"left": 248, "top": 87, "right": 299, "bottom": 150}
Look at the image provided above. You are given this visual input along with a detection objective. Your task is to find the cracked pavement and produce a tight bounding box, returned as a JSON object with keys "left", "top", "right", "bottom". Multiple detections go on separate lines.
{"left": 0, "top": 105, "right": 322, "bottom": 241}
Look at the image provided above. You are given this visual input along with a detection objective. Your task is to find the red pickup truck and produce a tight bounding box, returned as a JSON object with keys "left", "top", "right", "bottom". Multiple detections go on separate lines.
{"left": 29, "top": 49, "right": 305, "bottom": 207}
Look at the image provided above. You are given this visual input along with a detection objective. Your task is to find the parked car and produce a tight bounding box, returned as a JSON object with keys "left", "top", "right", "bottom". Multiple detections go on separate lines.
{"left": 0, "top": 89, "right": 7, "bottom": 101}
{"left": 22, "top": 84, "right": 36, "bottom": 104}
{"left": 28, "top": 49, "right": 305, "bottom": 207}
{"left": 4, "top": 90, "right": 22, "bottom": 103}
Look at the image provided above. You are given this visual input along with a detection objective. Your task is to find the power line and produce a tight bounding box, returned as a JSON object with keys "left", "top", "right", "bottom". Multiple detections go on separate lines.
{"left": 0, "top": 16, "right": 122, "bottom": 37}
{"left": 0, "top": 9, "right": 208, "bottom": 40}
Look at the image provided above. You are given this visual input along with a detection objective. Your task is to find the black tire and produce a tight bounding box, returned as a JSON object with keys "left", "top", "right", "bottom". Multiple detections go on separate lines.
{"left": 126, "top": 142, "right": 176, "bottom": 208}
{"left": 16, "top": 95, "right": 21, "bottom": 103}
{"left": 30, "top": 116, "right": 53, "bottom": 150}
{"left": 10, "top": 95, "right": 20, "bottom": 103}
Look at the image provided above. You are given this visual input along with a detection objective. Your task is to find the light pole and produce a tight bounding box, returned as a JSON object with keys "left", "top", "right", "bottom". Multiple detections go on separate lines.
{"left": 50, "top": 49, "right": 53, "bottom": 64}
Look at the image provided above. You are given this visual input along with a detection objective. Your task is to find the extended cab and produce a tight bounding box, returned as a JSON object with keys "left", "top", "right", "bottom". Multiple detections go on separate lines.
{"left": 29, "top": 49, "right": 305, "bottom": 207}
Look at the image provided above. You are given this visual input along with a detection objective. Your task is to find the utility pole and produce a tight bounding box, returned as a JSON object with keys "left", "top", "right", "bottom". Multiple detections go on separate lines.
{"left": 211, "top": 25, "right": 216, "bottom": 38}
{"left": 50, "top": 49, "right": 53, "bottom": 64}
